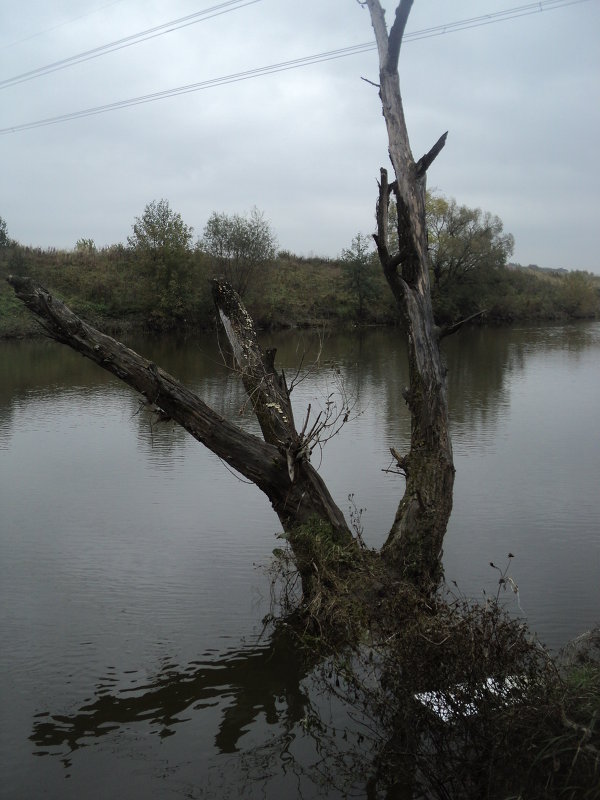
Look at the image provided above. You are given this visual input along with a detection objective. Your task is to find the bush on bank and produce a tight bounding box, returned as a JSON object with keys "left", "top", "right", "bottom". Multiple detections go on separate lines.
{"left": 0, "top": 241, "right": 598, "bottom": 339}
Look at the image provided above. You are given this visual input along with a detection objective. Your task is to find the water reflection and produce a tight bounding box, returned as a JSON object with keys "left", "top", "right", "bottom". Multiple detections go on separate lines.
{"left": 31, "top": 628, "right": 311, "bottom": 757}
{"left": 3, "top": 323, "right": 596, "bottom": 460}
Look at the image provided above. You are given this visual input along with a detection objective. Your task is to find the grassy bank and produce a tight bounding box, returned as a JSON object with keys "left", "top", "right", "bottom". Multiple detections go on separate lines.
{"left": 1, "top": 243, "right": 598, "bottom": 338}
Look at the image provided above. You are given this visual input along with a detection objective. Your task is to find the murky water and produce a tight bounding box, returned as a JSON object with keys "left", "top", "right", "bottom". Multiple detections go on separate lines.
{"left": 1, "top": 322, "right": 599, "bottom": 798}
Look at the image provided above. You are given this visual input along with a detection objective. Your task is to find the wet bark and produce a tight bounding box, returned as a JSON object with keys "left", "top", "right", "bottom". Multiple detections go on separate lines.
{"left": 365, "top": 0, "right": 455, "bottom": 586}
{"left": 6, "top": 275, "right": 352, "bottom": 547}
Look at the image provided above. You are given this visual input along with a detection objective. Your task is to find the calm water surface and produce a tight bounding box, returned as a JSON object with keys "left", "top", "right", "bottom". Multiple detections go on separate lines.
{"left": 1, "top": 323, "right": 599, "bottom": 798}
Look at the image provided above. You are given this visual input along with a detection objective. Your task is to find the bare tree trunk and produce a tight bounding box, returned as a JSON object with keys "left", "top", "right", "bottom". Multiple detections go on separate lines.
{"left": 365, "top": 0, "right": 455, "bottom": 586}
{"left": 6, "top": 276, "right": 352, "bottom": 552}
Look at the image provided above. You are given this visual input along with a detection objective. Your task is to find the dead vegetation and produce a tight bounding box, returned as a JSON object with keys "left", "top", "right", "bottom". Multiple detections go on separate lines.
{"left": 265, "top": 539, "right": 600, "bottom": 799}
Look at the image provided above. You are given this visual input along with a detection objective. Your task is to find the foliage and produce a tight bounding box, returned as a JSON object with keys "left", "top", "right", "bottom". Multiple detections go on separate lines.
{"left": 0, "top": 216, "right": 597, "bottom": 339}
{"left": 340, "top": 233, "right": 379, "bottom": 321}
{"left": 427, "top": 193, "right": 514, "bottom": 290}
{"left": 127, "top": 199, "right": 195, "bottom": 328}
{"left": 127, "top": 199, "right": 193, "bottom": 254}
{"left": 75, "top": 238, "right": 96, "bottom": 255}
{"left": 341, "top": 610, "right": 600, "bottom": 799}
{"left": 425, "top": 193, "right": 514, "bottom": 323}
{"left": 200, "top": 207, "right": 276, "bottom": 297}
{"left": 558, "top": 269, "right": 599, "bottom": 317}
{"left": 0, "top": 216, "right": 9, "bottom": 249}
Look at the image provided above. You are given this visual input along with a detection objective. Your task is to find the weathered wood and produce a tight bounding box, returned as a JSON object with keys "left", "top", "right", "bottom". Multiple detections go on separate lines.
{"left": 365, "top": 0, "right": 455, "bottom": 586}
{"left": 211, "top": 279, "right": 352, "bottom": 543}
{"left": 212, "top": 280, "right": 296, "bottom": 451}
{"left": 6, "top": 275, "right": 352, "bottom": 544}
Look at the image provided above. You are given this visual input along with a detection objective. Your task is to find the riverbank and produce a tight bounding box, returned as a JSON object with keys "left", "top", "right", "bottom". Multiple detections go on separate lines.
{"left": 1, "top": 245, "right": 598, "bottom": 339}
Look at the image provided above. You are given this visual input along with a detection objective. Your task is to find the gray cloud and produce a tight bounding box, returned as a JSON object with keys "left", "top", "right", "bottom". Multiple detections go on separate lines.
{"left": 1, "top": 0, "right": 599, "bottom": 271}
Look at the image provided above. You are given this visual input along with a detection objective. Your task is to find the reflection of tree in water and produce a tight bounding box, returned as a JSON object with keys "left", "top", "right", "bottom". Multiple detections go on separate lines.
{"left": 5, "top": 324, "right": 595, "bottom": 471}
{"left": 0, "top": 403, "right": 14, "bottom": 450}
{"left": 444, "top": 327, "right": 512, "bottom": 441}
{"left": 29, "top": 625, "right": 381, "bottom": 798}
{"left": 0, "top": 338, "right": 119, "bottom": 406}
{"left": 127, "top": 372, "right": 263, "bottom": 468}
{"left": 183, "top": 322, "right": 599, "bottom": 484}
{"left": 30, "top": 628, "right": 312, "bottom": 758}
{"left": 445, "top": 322, "right": 599, "bottom": 441}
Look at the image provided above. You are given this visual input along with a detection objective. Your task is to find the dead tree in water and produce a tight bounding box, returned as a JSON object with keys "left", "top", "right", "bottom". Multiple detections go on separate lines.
{"left": 8, "top": 0, "right": 456, "bottom": 592}
{"left": 363, "top": 0, "right": 455, "bottom": 585}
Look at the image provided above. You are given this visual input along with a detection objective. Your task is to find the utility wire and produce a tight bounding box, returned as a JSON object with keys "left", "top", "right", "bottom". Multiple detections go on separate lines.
{"left": 1, "top": 0, "right": 586, "bottom": 91}
{"left": 0, "top": 0, "right": 591, "bottom": 136}
{"left": 0, "top": 0, "right": 263, "bottom": 90}
{"left": 0, "top": 44, "right": 379, "bottom": 135}
{"left": 1, "top": 0, "right": 131, "bottom": 51}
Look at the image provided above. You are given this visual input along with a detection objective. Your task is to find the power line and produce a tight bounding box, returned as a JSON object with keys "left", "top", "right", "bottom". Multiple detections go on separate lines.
{"left": 2, "top": 0, "right": 586, "bottom": 91}
{"left": 0, "top": 0, "right": 591, "bottom": 136}
{"left": 1, "top": 0, "right": 131, "bottom": 51}
{"left": 403, "top": 0, "right": 591, "bottom": 38}
{"left": 0, "top": 43, "right": 380, "bottom": 135}
{"left": 0, "top": 0, "right": 263, "bottom": 90}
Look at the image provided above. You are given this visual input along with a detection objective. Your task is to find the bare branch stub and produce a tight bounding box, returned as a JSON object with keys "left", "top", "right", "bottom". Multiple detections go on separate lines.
{"left": 416, "top": 131, "right": 448, "bottom": 179}
{"left": 361, "top": 76, "right": 380, "bottom": 89}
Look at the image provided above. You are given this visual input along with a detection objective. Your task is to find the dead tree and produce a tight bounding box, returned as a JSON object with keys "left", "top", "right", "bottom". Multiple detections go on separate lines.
{"left": 364, "top": 0, "right": 455, "bottom": 585}
{"left": 8, "top": 0, "right": 456, "bottom": 592}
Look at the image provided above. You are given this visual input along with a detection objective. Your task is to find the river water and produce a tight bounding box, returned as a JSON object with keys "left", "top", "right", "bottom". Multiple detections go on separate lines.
{"left": 1, "top": 322, "right": 599, "bottom": 798}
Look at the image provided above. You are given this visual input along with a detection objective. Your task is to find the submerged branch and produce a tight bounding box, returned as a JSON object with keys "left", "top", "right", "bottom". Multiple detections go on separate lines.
{"left": 437, "top": 309, "right": 487, "bottom": 340}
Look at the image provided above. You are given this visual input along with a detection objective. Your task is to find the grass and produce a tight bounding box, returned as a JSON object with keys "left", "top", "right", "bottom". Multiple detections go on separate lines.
{"left": 2, "top": 244, "right": 596, "bottom": 340}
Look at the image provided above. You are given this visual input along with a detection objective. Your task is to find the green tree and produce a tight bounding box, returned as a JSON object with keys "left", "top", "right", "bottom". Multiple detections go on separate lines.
{"left": 340, "top": 232, "right": 378, "bottom": 321}
{"left": 75, "top": 238, "right": 97, "bottom": 255}
{"left": 0, "top": 216, "right": 10, "bottom": 249}
{"left": 426, "top": 193, "right": 514, "bottom": 292}
{"left": 557, "top": 270, "right": 598, "bottom": 317}
{"left": 201, "top": 207, "right": 276, "bottom": 297}
{"left": 127, "top": 199, "right": 194, "bottom": 325}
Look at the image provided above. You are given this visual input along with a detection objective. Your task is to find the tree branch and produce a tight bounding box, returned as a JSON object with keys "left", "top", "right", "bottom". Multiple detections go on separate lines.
{"left": 6, "top": 275, "right": 279, "bottom": 484}
{"left": 416, "top": 131, "right": 448, "bottom": 179}
{"left": 437, "top": 309, "right": 487, "bottom": 340}
{"left": 212, "top": 279, "right": 296, "bottom": 450}
{"left": 374, "top": 167, "right": 392, "bottom": 266}
{"left": 387, "top": 0, "right": 413, "bottom": 72}
{"left": 360, "top": 76, "right": 380, "bottom": 89}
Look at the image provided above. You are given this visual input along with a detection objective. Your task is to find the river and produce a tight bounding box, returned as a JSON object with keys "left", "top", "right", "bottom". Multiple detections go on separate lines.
{"left": 1, "top": 322, "right": 598, "bottom": 798}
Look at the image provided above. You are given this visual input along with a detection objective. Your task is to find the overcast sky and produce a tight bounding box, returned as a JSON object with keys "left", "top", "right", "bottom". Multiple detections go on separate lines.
{"left": 1, "top": 0, "right": 599, "bottom": 272}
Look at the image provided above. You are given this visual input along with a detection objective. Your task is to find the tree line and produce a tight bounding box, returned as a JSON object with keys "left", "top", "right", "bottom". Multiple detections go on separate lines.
{"left": 1, "top": 193, "right": 598, "bottom": 339}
